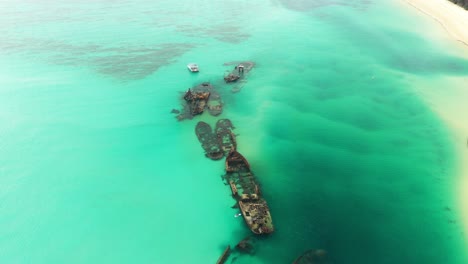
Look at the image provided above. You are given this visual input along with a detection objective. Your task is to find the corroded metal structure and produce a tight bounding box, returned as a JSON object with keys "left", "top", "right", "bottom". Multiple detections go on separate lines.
{"left": 176, "top": 82, "right": 223, "bottom": 120}
{"left": 224, "top": 150, "right": 274, "bottom": 234}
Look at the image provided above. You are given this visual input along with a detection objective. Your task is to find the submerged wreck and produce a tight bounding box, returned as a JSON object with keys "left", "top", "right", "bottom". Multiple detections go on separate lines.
{"left": 223, "top": 61, "right": 255, "bottom": 93}
{"left": 176, "top": 82, "right": 223, "bottom": 120}
{"left": 195, "top": 119, "right": 237, "bottom": 161}
{"left": 224, "top": 150, "right": 274, "bottom": 234}
{"left": 195, "top": 121, "right": 224, "bottom": 160}
{"left": 292, "top": 249, "right": 331, "bottom": 264}
{"left": 177, "top": 88, "right": 209, "bottom": 120}
{"left": 215, "top": 119, "right": 237, "bottom": 155}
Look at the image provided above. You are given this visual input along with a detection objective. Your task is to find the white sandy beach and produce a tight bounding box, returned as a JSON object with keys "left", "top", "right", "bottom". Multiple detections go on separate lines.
{"left": 403, "top": 0, "right": 468, "bottom": 46}
{"left": 402, "top": 0, "right": 468, "bottom": 244}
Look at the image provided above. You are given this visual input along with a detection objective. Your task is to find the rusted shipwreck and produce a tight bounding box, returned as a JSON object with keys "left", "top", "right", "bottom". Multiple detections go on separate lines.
{"left": 224, "top": 150, "right": 274, "bottom": 234}
{"left": 223, "top": 61, "right": 255, "bottom": 83}
{"left": 176, "top": 82, "right": 223, "bottom": 121}
{"left": 195, "top": 121, "right": 224, "bottom": 160}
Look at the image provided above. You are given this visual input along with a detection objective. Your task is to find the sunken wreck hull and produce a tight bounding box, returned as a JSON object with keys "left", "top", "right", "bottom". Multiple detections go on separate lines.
{"left": 194, "top": 119, "right": 237, "bottom": 161}
{"left": 216, "top": 119, "right": 237, "bottom": 155}
{"left": 207, "top": 93, "right": 223, "bottom": 116}
{"left": 239, "top": 200, "right": 274, "bottom": 235}
{"left": 197, "top": 82, "right": 223, "bottom": 116}
{"left": 225, "top": 150, "right": 251, "bottom": 173}
{"left": 224, "top": 150, "right": 274, "bottom": 234}
{"left": 196, "top": 121, "right": 211, "bottom": 142}
{"left": 223, "top": 61, "right": 255, "bottom": 83}
{"left": 292, "top": 249, "right": 331, "bottom": 264}
{"left": 195, "top": 121, "right": 224, "bottom": 160}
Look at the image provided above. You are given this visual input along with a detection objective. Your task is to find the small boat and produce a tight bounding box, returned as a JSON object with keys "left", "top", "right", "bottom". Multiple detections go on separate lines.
{"left": 187, "top": 63, "right": 199, "bottom": 72}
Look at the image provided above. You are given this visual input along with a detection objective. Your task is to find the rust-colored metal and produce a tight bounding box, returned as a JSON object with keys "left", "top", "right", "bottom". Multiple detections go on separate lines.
{"left": 224, "top": 150, "right": 274, "bottom": 234}
{"left": 176, "top": 82, "right": 223, "bottom": 120}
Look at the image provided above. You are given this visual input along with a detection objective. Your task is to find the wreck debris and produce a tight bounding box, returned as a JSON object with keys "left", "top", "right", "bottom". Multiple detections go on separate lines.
{"left": 235, "top": 236, "right": 256, "bottom": 255}
{"left": 176, "top": 88, "right": 210, "bottom": 120}
{"left": 216, "top": 245, "right": 231, "bottom": 264}
{"left": 176, "top": 82, "right": 223, "bottom": 120}
{"left": 198, "top": 83, "right": 223, "bottom": 117}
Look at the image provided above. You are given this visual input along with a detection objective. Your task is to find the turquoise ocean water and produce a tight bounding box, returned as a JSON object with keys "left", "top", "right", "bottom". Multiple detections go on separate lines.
{"left": 1, "top": 0, "right": 468, "bottom": 263}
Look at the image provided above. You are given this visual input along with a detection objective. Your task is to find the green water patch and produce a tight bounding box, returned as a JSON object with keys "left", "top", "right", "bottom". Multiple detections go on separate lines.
{"left": 257, "top": 72, "right": 462, "bottom": 263}
{"left": 219, "top": 4, "right": 468, "bottom": 263}
{"left": 233, "top": 70, "right": 466, "bottom": 263}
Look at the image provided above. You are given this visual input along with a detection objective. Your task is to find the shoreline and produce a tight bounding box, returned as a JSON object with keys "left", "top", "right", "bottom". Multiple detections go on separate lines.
{"left": 401, "top": 0, "right": 468, "bottom": 247}
{"left": 402, "top": 0, "right": 468, "bottom": 47}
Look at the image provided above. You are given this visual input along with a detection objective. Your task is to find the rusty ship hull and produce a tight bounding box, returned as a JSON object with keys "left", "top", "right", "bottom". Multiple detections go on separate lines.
{"left": 224, "top": 150, "right": 274, "bottom": 234}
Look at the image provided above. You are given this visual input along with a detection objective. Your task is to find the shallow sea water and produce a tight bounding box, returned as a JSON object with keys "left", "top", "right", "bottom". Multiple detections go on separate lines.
{"left": 0, "top": 0, "right": 467, "bottom": 263}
